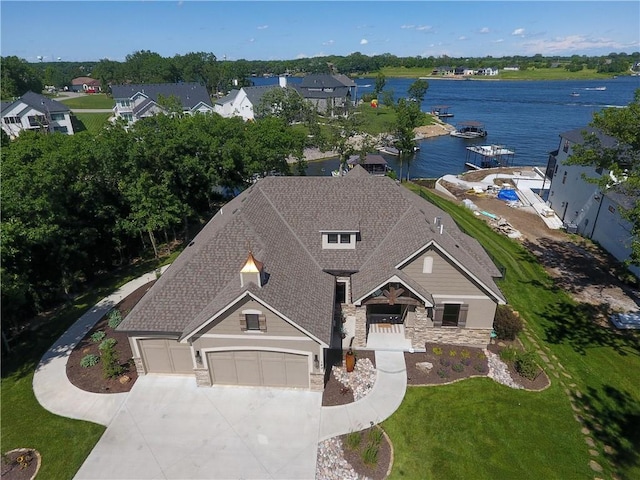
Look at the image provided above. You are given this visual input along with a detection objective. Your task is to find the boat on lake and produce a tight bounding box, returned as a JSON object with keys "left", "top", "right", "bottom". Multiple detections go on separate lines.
{"left": 464, "top": 144, "right": 515, "bottom": 169}
{"left": 585, "top": 86, "right": 607, "bottom": 91}
{"left": 570, "top": 92, "right": 580, "bottom": 97}
{"left": 430, "top": 105, "right": 454, "bottom": 118}
{"left": 450, "top": 121, "right": 488, "bottom": 139}
{"left": 378, "top": 145, "right": 400, "bottom": 156}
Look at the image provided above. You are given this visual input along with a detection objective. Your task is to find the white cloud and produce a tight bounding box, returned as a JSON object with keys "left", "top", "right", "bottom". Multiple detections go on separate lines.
{"left": 296, "top": 53, "right": 308, "bottom": 59}
{"left": 479, "top": 27, "right": 490, "bottom": 34}
{"left": 257, "top": 25, "right": 268, "bottom": 30}
{"left": 458, "top": 36, "right": 467, "bottom": 41}
{"left": 416, "top": 25, "right": 433, "bottom": 32}
{"left": 512, "top": 28, "right": 525, "bottom": 36}
{"left": 494, "top": 39, "right": 504, "bottom": 43}
{"left": 401, "top": 24, "right": 415, "bottom": 29}
{"left": 248, "top": 38, "right": 255, "bottom": 43}
{"left": 360, "top": 38, "right": 369, "bottom": 45}
{"left": 521, "top": 34, "right": 630, "bottom": 54}
{"left": 322, "top": 40, "right": 335, "bottom": 46}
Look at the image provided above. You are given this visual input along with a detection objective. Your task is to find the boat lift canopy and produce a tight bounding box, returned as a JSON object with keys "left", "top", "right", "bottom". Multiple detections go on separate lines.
{"left": 465, "top": 144, "right": 515, "bottom": 169}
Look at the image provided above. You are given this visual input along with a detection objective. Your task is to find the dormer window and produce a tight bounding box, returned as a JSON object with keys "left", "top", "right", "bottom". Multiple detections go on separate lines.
{"left": 321, "top": 230, "right": 358, "bottom": 249}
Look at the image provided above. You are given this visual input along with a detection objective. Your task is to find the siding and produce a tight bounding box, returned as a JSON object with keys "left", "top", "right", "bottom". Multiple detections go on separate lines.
{"left": 199, "top": 298, "right": 307, "bottom": 337}
{"left": 432, "top": 296, "right": 497, "bottom": 329}
{"left": 402, "top": 248, "right": 486, "bottom": 296}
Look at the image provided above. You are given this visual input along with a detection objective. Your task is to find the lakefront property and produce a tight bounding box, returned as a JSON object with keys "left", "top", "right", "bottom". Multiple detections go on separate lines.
{"left": 118, "top": 166, "right": 505, "bottom": 390}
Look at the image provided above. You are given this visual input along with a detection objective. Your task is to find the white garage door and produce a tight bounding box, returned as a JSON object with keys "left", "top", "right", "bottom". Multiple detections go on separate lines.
{"left": 139, "top": 339, "right": 193, "bottom": 374}
{"left": 208, "top": 350, "right": 309, "bottom": 388}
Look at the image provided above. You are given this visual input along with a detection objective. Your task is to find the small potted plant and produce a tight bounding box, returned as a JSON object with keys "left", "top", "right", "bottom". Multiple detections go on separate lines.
{"left": 345, "top": 338, "right": 356, "bottom": 372}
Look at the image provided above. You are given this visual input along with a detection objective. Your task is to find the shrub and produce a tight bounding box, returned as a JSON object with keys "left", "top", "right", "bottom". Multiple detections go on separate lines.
{"left": 449, "top": 349, "right": 457, "bottom": 357}
{"left": 439, "top": 358, "right": 451, "bottom": 367}
{"left": 493, "top": 305, "right": 523, "bottom": 340}
{"left": 80, "top": 354, "right": 100, "bottom": 368}
{"left": 362, "top": 444, "right": 379, "bottom": 465}
{"left": 461, "top": 358, "right": 472, "bottom": 367}
{"left": 452, "top": 363, "right": 464, "bottom": 373}
{"left": 515, "top": 351, "right": 540, "bottom": 380}
{"left": 101, "top": 341, "right": 124, "bottom": 379}
{"left": 99, "top": 338, "right": 117, "bottom": 351}
{"left": 460, "top": 349, "right": 470, "bottom": 359}
{"left": 474, "top": 363, "right": 487, "bottom": 373}
{"left": 345, "top": 432, "right": 361, "bottom": 450}
{"left": 368, "top": 428, "right": 383, "bottom": 447}
{"left": 437, "top": 368, "right": 449, "bottom": 378}
{"left": 432, "top": 346, "right": 443, "bottom": 356}
{"left": 107, "top": 309, "right": 123, "bottom": 329}
{"left": 499, "top": 345, "right": 519, "bottom": 363}
{"left": 90, "top": 331, "right": 106, "bottom": 343}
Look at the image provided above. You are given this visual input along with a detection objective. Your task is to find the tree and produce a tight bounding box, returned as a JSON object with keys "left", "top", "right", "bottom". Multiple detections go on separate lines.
{"left": 1, "top": 56, "right": 43, "bottom": 98}
{"left": 255, "top": 87, "right": 308, "bottom": 124}
{"left": 394, "top": 98, "right": 423, "bottom": 181}
{"left": 566, "top": 88, "right": 640, "bottom": 265}
{"left": 374, "top": 72, "right": 386, "bottom": 95}
{"left": 408, "top": 79, "right": 429, "bottom": 104}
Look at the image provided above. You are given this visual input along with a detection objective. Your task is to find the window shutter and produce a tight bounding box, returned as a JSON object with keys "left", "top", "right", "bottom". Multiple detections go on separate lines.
{"left": 459, "top": 304, "right": 469, "bottom": 328}
{"left": 258, "top": 314, "right": 267, "bottom": 332}
{"left": 239, "top": 313, "right": 247, "bottom": 331}
{"left": 434, "top": 305, "right": 444, "bottom": 327}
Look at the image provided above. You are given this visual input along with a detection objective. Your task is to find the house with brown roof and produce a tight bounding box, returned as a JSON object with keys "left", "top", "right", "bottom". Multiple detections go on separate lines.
{"left": 118, "top": 167, "right": 505, "bottom": 390}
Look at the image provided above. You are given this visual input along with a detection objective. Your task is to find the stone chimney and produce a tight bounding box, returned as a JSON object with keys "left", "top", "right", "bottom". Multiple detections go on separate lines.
{"left": 240, "top": 252, "right": 264, "bottom": 288}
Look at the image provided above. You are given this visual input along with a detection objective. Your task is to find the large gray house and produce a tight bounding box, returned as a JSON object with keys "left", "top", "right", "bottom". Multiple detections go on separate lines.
{"left": 118, "top": 167, "right": 505, "bottom": 390}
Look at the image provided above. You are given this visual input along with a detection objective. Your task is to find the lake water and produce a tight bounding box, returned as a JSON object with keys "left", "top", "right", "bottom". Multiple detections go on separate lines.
{"left": 252, "top": 75, "right": 640, "bottom": 178}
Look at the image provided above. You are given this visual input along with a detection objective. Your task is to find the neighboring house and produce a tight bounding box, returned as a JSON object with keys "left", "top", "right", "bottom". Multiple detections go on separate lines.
{"left": 477, "top": 67, "right": 499, "bottom": 76}
{"left": 431, "top": 66, "right": 454, "bottom": 76}
{"left": 214, "top": 84, "right": 281, "bottom": 121}
{"left": 110, "top": 83, "right": 214, "bottom": 124}
{"left": 293, "top": 74, "right": 357, "bottom": 117}
{"left": 546, "top": 127, "right": 639, "bottom": 277}
{"left": 118, "top": 167, "right": 505, "bottom": 390}
{"left": 70, "top": 76, "right": 102, "bottom": 93}
{"left": 1, "top": 91, "right": 74, "bottom": 138}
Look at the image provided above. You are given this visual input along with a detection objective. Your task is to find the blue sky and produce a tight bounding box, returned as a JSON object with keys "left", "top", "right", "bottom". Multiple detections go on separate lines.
{"left": 2, "top": 1, "right": 639, "bottom": 62}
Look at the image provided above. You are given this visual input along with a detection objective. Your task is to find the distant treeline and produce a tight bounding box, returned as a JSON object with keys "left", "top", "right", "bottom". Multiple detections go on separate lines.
{"left": 2, "top": 50, "right": 640, "bottom": 99}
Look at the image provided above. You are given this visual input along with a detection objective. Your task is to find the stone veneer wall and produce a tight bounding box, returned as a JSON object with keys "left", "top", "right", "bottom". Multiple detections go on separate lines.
{"left": 133, "top": 357, "right": 145, "bottom": 375}
{"left": 418, "top": 328, "right": 492, "bottom": 347}
{"left": 353, "top": 307, "right": 367, "bottom": 348}
{"left": 409, "top": 306, "right": 433, "bottom": 348}
{"left": 194, "top": 368, "right": 212, "bottom": 387}
{"left": 310, "top": 373, "right": 325, "bottom": 392}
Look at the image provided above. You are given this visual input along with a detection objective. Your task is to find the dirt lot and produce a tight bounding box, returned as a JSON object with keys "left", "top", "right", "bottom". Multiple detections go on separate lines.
{"left": 432, "top": 170, "right": 640, "bottom": 316}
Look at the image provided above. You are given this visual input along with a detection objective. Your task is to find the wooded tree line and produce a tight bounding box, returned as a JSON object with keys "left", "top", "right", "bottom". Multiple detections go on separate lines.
{"left": 0, "top": 114, "right": 306, "bottom": 329}
{"left": 3, "top": 50, "right": 639, "bottom": 99}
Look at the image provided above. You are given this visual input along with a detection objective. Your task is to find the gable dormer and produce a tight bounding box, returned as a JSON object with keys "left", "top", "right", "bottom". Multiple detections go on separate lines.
{"left": 240, "top": 252, "right": 264, "bottom": 288}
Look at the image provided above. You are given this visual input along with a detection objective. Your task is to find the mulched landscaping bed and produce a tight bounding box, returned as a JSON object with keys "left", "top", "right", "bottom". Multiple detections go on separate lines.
{"left": 1, "top": 448, "right": 40, "bottom": 480}
{"left": 341, "top": 427, "right": 392, "bottom": 480}
{"left": 406, "top": 343, "right": 489, "bottom": 385}
{"left": 66, "top": 281, "right": 155, "bottom": 394}
{"left": 322, "top": 350, "right": 376, "bottom": 406}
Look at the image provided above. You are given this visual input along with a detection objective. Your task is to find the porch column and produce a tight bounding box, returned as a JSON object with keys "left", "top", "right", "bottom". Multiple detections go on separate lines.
{"left": 353, "top": 306, "right": 367, "bottom": 348}
{"left": 412, "top": 305, "right": 432, "bottom": 350}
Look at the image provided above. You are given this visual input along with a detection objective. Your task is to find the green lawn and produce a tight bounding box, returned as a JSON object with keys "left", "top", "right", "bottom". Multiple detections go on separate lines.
{"left": 383, "top": 183, "right": 640, "bottom": 479}
{"left": 57, "top": 93, "right": 114, "bottom": 109}
{"left": 73, "top": 112, "right": 112, "bottom": 133}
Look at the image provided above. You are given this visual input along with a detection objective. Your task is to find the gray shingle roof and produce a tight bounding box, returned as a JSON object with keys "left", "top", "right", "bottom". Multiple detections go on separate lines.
{"left": 299, "top": 74, "right": 355, "bottom": 88}
{"left": 561, "top": 127, "right": 618, "bottom": 148}
{"left": 242, "top": 85, "right": 280, "bottom": 107}
{"left": 110, "top": 83, "right": 212, "bottom": 110}
{"left": 1, "top": 91, "right": 71, "bottom": 115}
{"left": 119, "top": 167, "right": 504, "bottom": 343}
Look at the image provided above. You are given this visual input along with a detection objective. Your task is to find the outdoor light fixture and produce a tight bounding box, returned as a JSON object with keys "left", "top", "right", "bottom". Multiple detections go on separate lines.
{"left": 314, "top": 355, "right": 320, "bottom": 369}
{"left": 195, "top": 350, "right": 202, "bottom": 363}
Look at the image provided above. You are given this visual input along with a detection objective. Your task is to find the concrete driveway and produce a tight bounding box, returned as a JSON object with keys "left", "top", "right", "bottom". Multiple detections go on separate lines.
{"left": 74, "top": 375, "right": 322, "bottom": 480}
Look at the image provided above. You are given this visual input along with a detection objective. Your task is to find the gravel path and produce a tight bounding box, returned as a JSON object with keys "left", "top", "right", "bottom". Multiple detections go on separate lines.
{"left": 484, "top": 348, "right": 524, "bottom": 389}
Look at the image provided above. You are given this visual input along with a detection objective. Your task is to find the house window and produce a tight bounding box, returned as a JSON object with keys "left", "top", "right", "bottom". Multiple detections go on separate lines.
{"left": 554, "top": 164, "right": 558, "bottom": 175}
{"left": 245, "top": 314, "right": 260, "bottom": 330}
{"left": 327, "top": 234, "right": 338, "bottom": 244}
{"left": 340, "top": 234, "right": 351, "bottom": 244}
{"left": 562, "top": 172, "right": 567, "bottom": 184}
{"left": 442, "top": 304, "right": 461, "bottom": 326}
{"left": 122, "top": 113, "right": 133, "bottom": 122}
{"left": 50, "top": 113, "right": 65, "bottom": 121}
{"left": 240, "top": 310, "right": 266, "bottom": 332}
{"left": 3, "top": 116, "right": 21, "bottom": 124}
{"left": 53, "top": 126, "right": 68, "bottom": 133}
{"left": 322, "top": 231, "right": 358, "bottom": 249}
{"left": 28, "top": 115, "right": 47, "bottom": 127}
{"left": 119, "top": 100, "right": 131, "bottom": 108}
{"left": 563, "top": 140, "right": 570, "bottom": 153}
{"left": 595, "top": 167, "right": 603, "bottom": 175}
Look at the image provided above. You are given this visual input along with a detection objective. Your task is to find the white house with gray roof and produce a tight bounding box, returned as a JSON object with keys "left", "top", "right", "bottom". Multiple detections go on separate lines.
{"left": 1, "top": 91, "right": 74, "bottom": 138}
{"left": 547, "top": 126, "right": 639, "bottom": 277}
{"left": 118, "top": 167, "right": 505, "bottom": 390}
{"left": 110, "top": 83, "right": 214, "bottom": 124}
{"left": 213, "top": 84, "right": 281, "bottom": 121}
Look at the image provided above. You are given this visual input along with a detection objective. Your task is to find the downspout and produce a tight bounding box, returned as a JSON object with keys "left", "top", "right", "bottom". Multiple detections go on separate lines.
{"left": 589, "top": 191, "right": 605, "bottom": 239}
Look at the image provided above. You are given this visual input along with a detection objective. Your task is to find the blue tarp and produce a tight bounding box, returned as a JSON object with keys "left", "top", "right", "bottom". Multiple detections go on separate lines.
{"left": 497, "top": 189, "right": 519, "bottom": 201}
